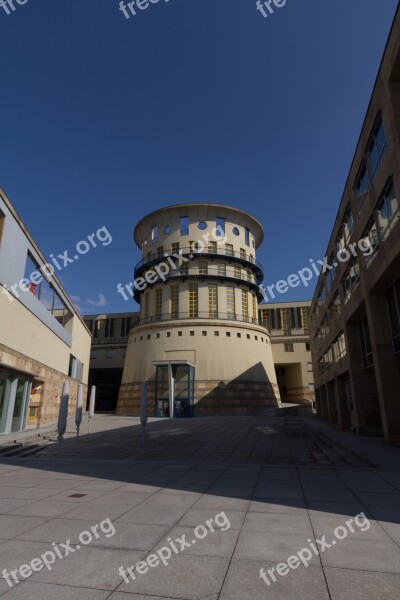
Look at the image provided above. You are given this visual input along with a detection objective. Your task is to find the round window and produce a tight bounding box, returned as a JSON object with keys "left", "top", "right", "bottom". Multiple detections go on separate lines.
{"left": 232, "top": 227, "right": 240, "bottom": 236}
{"left": 198, "top": 221, "right": 207, "bottom": 230}
{"left": 164, "top": 225, "right": 172, "bottom": 234}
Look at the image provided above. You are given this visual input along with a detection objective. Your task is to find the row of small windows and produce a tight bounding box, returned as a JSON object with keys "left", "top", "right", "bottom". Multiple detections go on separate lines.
{"left": 259, "top": 307, "right": 310, "bottom": 334}
{"left": 317, "top": 332, "right": 347, "bottom": 374}
{"left": 85, "top": 316, "right": 139, "bottom": 339}
{"left": 150, "top": 219, "right": 253, "bottom": 246}
{"left": 142, "top": 284, "right": 258, "bottom": 322}
{"left": 133, "top": 330, "right": 269, "bottom": 342}
{"left": 315, "top": 276, "right": 400, "bottom": 368}
{"left": 146, "top": 242, "right": 255, "bottom": 263}
{"left": 314, "top": 178, "right": 399, "bottom": 318}
{"left": 354, "top": 115, "right": 387, "bottom": 212}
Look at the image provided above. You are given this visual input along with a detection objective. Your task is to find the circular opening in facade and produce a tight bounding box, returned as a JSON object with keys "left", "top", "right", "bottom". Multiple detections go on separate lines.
{"left": 232, "top": 227, "right": 240, "bottom": 236}
{"left": 198, "top": 221, "right": 207, "bottom": 230}
{"left": 164, "top": 225, "right": 172, "bottom": 234}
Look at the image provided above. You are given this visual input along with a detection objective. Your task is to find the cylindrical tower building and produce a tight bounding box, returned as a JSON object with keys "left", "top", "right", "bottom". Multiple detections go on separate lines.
{"left": 117, "top": 204, "right": 281, "bottom": 417}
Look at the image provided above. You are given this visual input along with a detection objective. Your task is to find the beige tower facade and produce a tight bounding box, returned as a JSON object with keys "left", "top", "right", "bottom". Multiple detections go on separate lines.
{"left": 117, "top": 203, "right": 280, "bottom": 417}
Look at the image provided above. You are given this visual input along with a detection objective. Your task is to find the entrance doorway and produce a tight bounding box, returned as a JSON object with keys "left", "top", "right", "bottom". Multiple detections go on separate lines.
{"left": 154, "top": 361, "right": 195, "bottom": 418}
{"left": 0, "top": 370, "right": 32, "bottom": 434}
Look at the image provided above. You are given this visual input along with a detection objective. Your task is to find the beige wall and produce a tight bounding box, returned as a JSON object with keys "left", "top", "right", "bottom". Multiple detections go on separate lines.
{"left": 122, "top": 320, "right": 277, "bottom": 385}
{"left": 1, "top": 285, "right": 90, "bottom": 383}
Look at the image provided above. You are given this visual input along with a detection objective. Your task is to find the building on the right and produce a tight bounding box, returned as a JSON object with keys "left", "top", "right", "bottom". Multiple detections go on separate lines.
{"left": 309, "top": 6, "right": 400, "bottom": 445}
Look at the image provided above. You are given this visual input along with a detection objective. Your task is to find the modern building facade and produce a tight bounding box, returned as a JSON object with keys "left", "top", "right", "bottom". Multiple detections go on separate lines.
{"left": 0, "top": 188, "right": 91, "bottom": 434}
{"left": 259, "top": 301, "right": 315, "bottom": 406}
{"left": 83, "top": 312, "right": 139, "bottom": 412}
{"left": 117, "top": 204, "right": 281, "bottom": 417}
{"left": 309, "top": 8, "right": 400, "bottom": 445}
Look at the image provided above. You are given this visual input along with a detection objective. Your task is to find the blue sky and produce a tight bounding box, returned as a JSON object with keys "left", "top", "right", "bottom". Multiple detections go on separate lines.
{"left": 1, "top": 0, "right": 398, "bottom": 314}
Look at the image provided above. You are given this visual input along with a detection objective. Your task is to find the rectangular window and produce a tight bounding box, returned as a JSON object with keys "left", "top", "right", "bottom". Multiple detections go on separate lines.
{"left": 227, "top": 286, "right": 235, "bottom": 320}
{"left": 284, "top": 342, "right": 294, "bottom": 352}
{"left": 217, "top": 263, "right": 226, "bottom": 276}
{"left": 386, "top": 277, "right": 400, "bottom": 354}
{"left": 329, "top": 290, "right": 341, "bottom": 321}
{"left": 180, "top": 262, "right": 188, "bottom": 275}
{"left": 240, "top": 248, "right": 246, "bottom": 260}
{"left": 106, "top": 350, "right": 114, "bottom": 359}
{"left": 354, "top": 164, "right": 370, "bottom": 211}
{"left": 225, "top": 243, "right": 234, "bottom": 256}
{"left": 245, "top": 227, "right": 250, "bottom": 246}
{"left": 376, "top": 181, "right": 399, "bottom": 244}
{"left": 188, "top": 283, "right": 198, "bottom": 318}
{"left": 144, "top": 293, "right": 150, "bottom": 319}
{"left": 208, "top": 241, "right": 217, "bottom": 254}
{"left": 151, "top": 226, "right": 158, "bottom": 243}
{"left": 157, "top": 246, "right": 164, "bottom": 257}
{"left": 216, "top": 217, "right": 225, "bottom": 237}
{"left": 307, "top": 362, "right": 313, "bottom": 372}
{"left": 180, "top": 217, "right": 189, "bottom": 236}
{"left": 241, "top": 290, "right": 249, "bottom": 322}
{"left": 155, "top": 288, "right": 163, "bottom": 319}
{"left": 363, "top": 218, "right": 379, "bottom": 266}
{"left": 249, "top": 254, "right": 254, "bottom": 264}
{"left": 246, "top": 269, "right": 252, "bottom": 282}
{"left": 198, "top": 261, "right": 208, "bottom": 275}
{"left": 368, "top": 117, "right": 387, "bottom": 178}
{"left": 110, "top": 318, "right": 123, "bottom": 337}
{"left": 359, "top": 316, "right": 373, "bottom": 369}
{"left": 0, "top": 208, "right": 5, "bottom": 248}
{"left": 171, "top": 242, "right": 180, "bottom": 254}
{"left": 208, "top": 285, "right": 218, "bottom": 318}
{"left": 234, "top": 266, "right": 241, "bottom": 278}
{"left": 309, "top": 383, "right": 315, "bottom": 392}
{"left": 90, "top": 351, "right": 96, "bottom": 360}
{"left": 252, "top": 294, "right": 257, "bottom": 322}
{"left": 170, "top": 284, "right": 179, "bottom": 319}
{"left": 341, "top": 258, "right": 360, "bottom": 303}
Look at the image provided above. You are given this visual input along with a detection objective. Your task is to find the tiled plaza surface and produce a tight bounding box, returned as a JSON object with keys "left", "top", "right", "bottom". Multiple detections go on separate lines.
{"left": 0, "top": 413, "right": 399, "bottom": 599}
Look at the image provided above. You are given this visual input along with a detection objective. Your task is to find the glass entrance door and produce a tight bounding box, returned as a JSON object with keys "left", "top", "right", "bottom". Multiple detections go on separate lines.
{"left": 154, "top": 364, "right": 195, "bottom": 418}
{"left": 0, "top": 370, "right": 31, "bottom": 434}
{"left": 173, "top": 365, "right": 194, "bottom": 418}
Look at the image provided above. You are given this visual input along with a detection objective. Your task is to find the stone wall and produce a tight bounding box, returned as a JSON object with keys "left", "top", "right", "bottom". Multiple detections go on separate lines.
{"left": 117, "top": 379, "right": 280, "bottom": 416}
{"left": 0, "top": 344, "right": 87, "bottom": 428}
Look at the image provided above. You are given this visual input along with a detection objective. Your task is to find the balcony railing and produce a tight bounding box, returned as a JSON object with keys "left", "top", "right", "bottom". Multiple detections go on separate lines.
{"left": 134, "top": 247, "right": 264, "bottom": 278}
{"left": 135, "top": 311, "right": 269, "bottom": 329}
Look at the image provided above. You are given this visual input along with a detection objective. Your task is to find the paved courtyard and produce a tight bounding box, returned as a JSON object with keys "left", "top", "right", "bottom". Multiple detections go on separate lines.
{"left": 0, "top": 413, "right": 399, "bottom": 599}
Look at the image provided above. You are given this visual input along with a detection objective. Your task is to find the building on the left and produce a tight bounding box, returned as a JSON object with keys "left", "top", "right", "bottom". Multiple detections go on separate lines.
{"left": 0, "top": 188, "right": 91, "bottom": 434}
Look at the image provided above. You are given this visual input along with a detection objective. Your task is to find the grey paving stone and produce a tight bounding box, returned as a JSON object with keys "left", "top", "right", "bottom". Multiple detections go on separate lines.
{"left": 307, "top": 501, "right": 366, "bottom": 517}
{"left": 95, "top": 491, "right": 155, "bottom": 506}
{"left": 155, "top": 525, "right": 239, "bottom": 557}
{"left": 320, "top": 537, "right": 400, "bottom": 572}
{"left": 253, "top": 487, "right": 304, "bottom": 500}
{"left": 0, "top": 581, "right": 110, "bottom": 599}
{"left": 33, "top": 479, "right": 89, "bottom": 491}
{"left": 62, "top": 501, "right": 134, "bottom": 522}
{"left": 178, "top": 509, "right": 245, "bottom": 531}
{"left": 8, "top": 501, "right": 77, "bottom": 518}
{"left": 45, "top": 490, "right": 105, "bottom": 503}
{"left": 233, "top": 530, "right": 319, "bottom": 565}
{"left": 0, "top": 515, "right": 48, "bottom": 539}
{"left": 0, "top": 499, "right": 31, "bottom": 514}
{"left": 0, "top": 487, "right": 57, "bottom": 500}
{"left": 248, "top": 499, "right": 307, "bottom": 514}
{"left": 219, "top": 558, "right": 330, "bottom": 600}
{"left": 309, "top": 515, "right": 391, "bottom": 542}
{"left": 31, "top": 546, "right": 145, "bottom": 590}
{"left": 115, "top": 554, "right": 229, "bottom": 599}
{"left": 324, "top": 567, "right": 400, "bottom": 599}
{"left": 193, "top": 494, "right": 249, "bottom": 511}
{"left": 116, "top": 504, "right": 189, "bottom": 527}
{"left": 243, "top": 512, "right": 313, "bottom": 536}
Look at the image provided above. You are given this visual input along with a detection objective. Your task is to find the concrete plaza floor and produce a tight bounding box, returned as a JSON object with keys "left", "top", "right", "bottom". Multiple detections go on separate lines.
{"left": 0, "top": 413, "right": 399, "bottom": 599}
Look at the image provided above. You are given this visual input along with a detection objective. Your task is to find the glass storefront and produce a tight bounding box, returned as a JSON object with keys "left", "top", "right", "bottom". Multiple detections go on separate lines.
{"left": 0, "top": 370, "right": 31, "bottom": 434}
{"left": 155, "top": 364, "right": 195, "bottom": 418}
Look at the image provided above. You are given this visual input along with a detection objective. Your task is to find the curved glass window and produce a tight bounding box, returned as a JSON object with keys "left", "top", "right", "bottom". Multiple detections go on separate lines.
{"left": 164, "top": 225, "right": 172, "bottom": 234}
{"left": 198, "top": 221, "right": 207, "bottom": 230}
